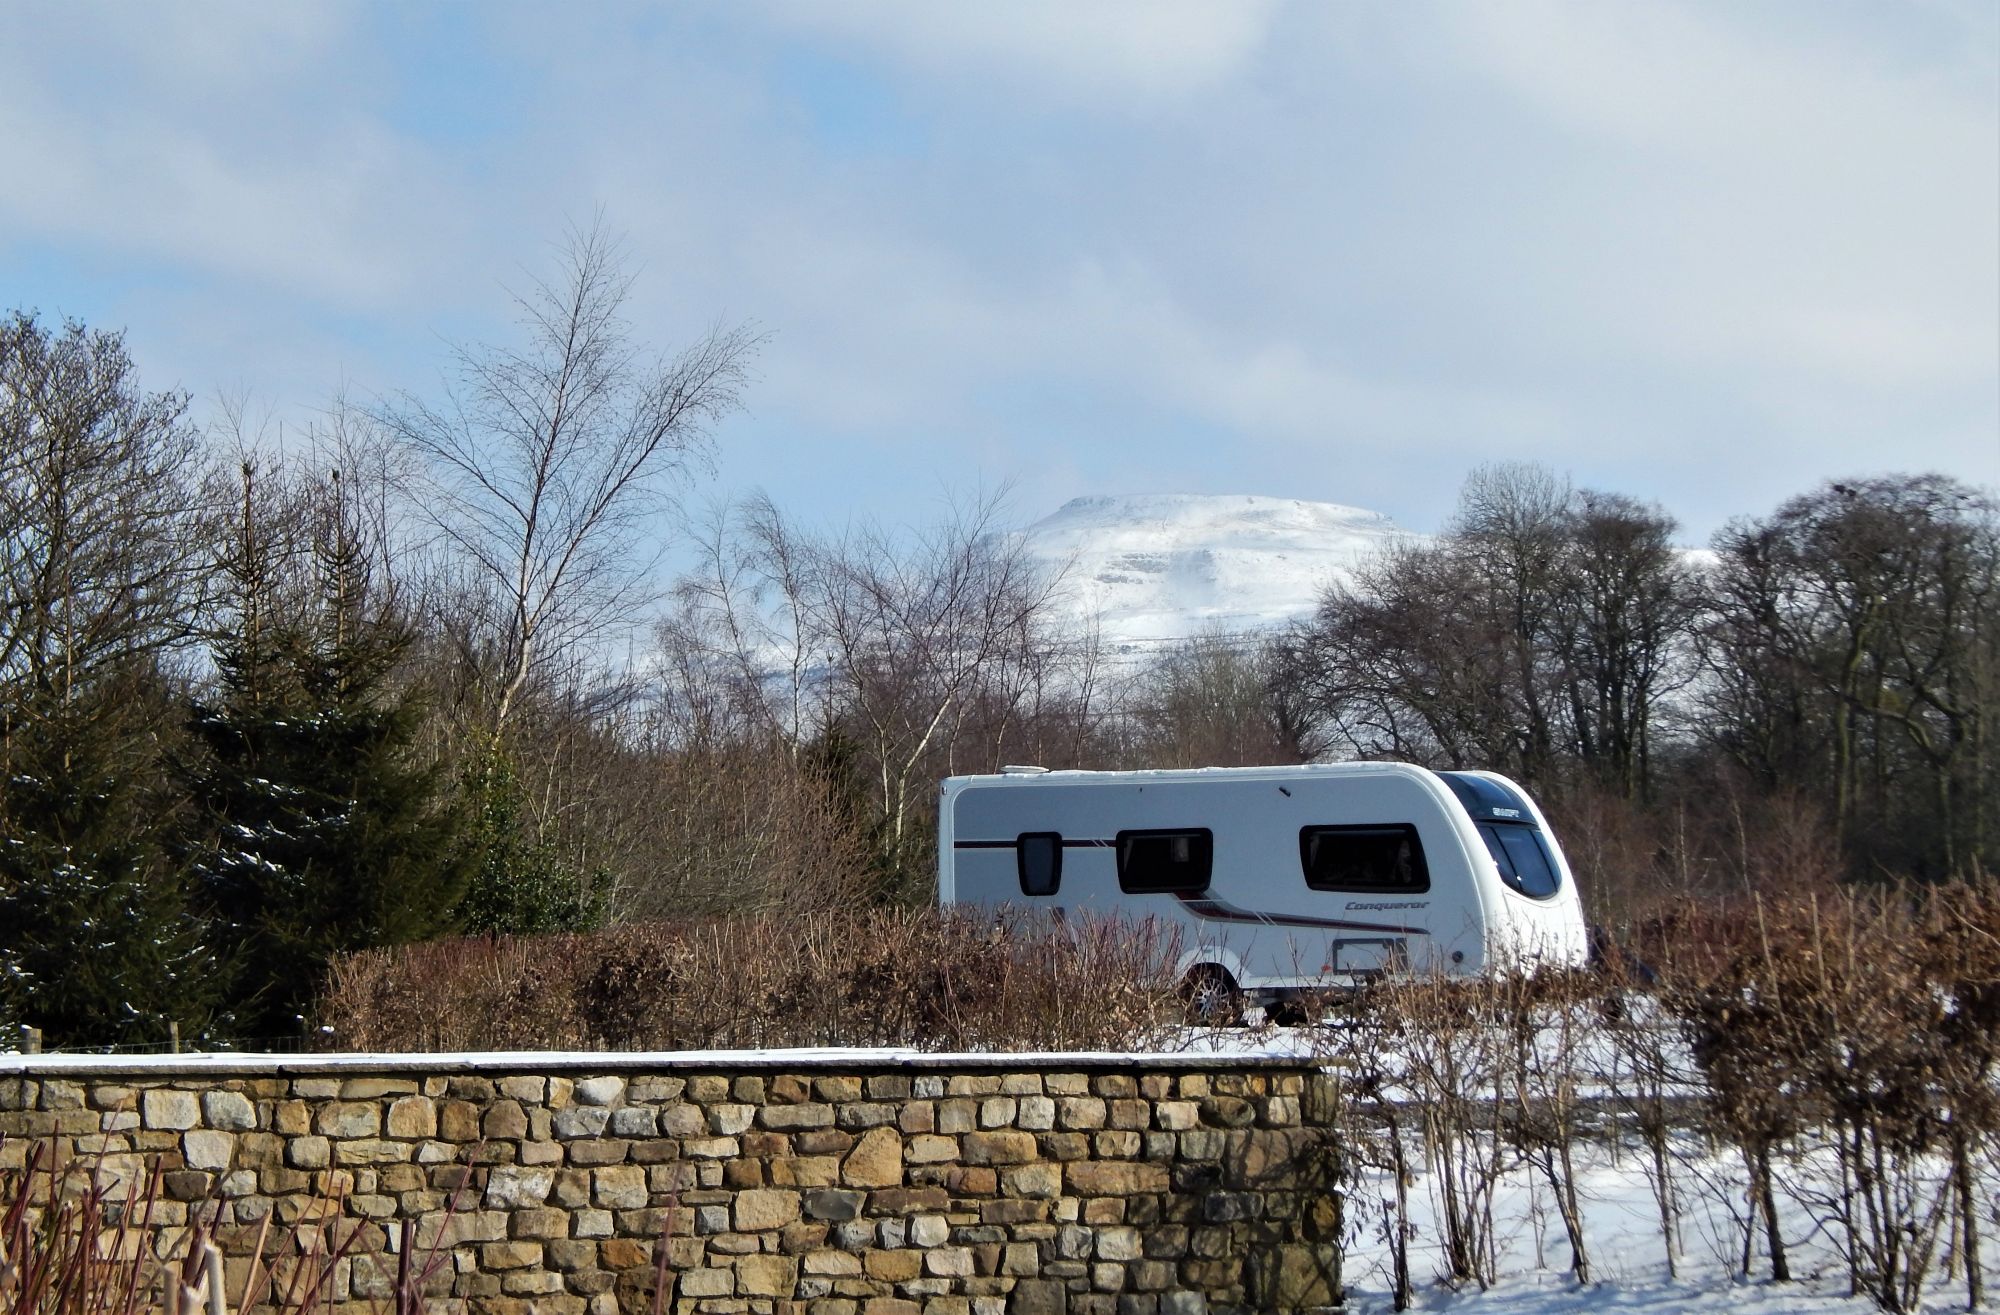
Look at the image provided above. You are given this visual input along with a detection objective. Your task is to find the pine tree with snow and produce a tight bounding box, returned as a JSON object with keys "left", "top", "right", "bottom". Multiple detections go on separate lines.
{"left": 182, "top": 466, "right": 471, "bottom": 1039}
{"left": 0, "top": 673, "right": 218, "bottom": 1046}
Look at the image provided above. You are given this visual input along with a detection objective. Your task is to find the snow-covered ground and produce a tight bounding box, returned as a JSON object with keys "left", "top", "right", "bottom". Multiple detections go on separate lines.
{"left": 1020, "top": 493, "right": 1414, "bottom": 655}
{"left": 1338, "top": 1135, "right": 1985, "bottom": 1314}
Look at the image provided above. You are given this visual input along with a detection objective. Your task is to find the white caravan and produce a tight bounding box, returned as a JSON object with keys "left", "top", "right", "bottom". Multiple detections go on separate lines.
{"left": 938, "top": 762, "right": 1589, "bottom": 1017}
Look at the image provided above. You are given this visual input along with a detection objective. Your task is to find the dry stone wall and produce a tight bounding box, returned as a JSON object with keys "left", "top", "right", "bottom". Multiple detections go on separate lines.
{"left": 0, "top": 1053, "right": 1338, "bottom": 1315}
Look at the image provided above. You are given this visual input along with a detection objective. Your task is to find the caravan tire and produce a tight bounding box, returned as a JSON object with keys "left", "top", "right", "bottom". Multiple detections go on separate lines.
{"left": 1179, "top": 964, "right": 1243, "bottom": 1027}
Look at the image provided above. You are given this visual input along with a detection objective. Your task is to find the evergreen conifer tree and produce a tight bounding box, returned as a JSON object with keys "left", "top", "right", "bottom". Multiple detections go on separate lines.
{"left": 183, "top": 467, "right": 470, "bottom": 1039}
{"left": 452, "top": 749, "right": 608, "bottom": 936}
{"left": 0, "top": 672, "right": 217, "bottom": 1046}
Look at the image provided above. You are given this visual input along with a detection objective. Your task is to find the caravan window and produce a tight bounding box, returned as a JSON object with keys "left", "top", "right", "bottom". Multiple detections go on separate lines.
{"left": 1475, "top": 823, "right": 1562, "bottom": 899}
{"left": 1116, "top": 829, "right": 1211, "bottom": 894}
{"left": 1017, "top": 832, "right": 1062, "bottom": 896}
{"left": 1299, "top": 824, "right": 1430, "bottom": 893}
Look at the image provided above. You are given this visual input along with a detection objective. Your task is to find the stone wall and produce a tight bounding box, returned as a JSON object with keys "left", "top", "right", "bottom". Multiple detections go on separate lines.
{"left": 0, "top": 1052, "right": 1338, "bottom": 1315}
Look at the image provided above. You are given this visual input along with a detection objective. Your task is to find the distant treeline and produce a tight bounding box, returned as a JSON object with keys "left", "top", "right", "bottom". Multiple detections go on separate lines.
{"left": 1, "top": 237, "right": 1994, "bottom": 1047}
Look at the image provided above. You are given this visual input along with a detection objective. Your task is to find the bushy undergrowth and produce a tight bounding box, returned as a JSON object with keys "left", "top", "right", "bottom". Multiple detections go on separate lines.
{"left": 319, "top": 907, "right": 1188, "bottom": 1053}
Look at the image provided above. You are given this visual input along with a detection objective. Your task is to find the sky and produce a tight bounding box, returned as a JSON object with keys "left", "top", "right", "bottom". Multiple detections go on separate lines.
{"left": 3, "top": 1, "right": 1996, "bottom": 545}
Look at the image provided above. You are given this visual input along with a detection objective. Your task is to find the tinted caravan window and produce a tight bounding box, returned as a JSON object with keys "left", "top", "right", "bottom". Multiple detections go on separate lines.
{"left": 1116, "top": 829, "right": 1212, "bottom": 894}
{"left": 1475, "top": 823, "right": 1562, "bottom": 899}
{"left": 1300, "top": 824, "right": 1430, "bottom": 893}
{"left": 1017, "top": 832, "right": 1062, "bottom": 897}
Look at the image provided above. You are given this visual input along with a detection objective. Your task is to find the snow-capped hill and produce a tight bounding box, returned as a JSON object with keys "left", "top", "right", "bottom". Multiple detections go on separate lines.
{"left": 1021, "top": 493, "right": 1414, "bottom": 654}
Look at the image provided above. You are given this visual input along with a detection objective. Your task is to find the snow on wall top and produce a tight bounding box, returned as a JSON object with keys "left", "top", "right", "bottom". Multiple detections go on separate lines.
{"left": 0, "top": 1042, "right": 1317, "bottom": 1077}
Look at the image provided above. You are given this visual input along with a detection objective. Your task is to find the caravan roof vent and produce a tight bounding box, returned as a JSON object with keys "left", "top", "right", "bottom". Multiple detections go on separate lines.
{"left": 1001, "top": 764, "right": 1051, "bottom": 775}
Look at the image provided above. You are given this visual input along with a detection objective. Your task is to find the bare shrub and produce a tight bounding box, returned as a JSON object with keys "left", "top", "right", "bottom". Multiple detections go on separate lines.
{"left": 1358, "top": 972, "right": 1514, "bottom": 1290}
{"left": 321, "top": 908, "right": 1186, "bottom": 1053}
{"left": 1317, "top": 983, "right": 1420, "bottom": 1310}
{"left": 1492, "top": 967, "right": 1598, "bottom": 1284}
{"left": 1659, "top": 881, "right": 2000, "bottom": 1310}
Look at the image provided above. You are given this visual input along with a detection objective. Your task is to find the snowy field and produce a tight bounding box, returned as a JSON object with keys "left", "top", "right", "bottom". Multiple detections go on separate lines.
{"left": 1336, "top": 1136, "right": 1988, "bottom": 1314}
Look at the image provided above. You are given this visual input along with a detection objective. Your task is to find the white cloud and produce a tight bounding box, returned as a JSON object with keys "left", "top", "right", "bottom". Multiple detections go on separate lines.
{"left": 750, "top": 0, "right": 1282, "bottom": 102}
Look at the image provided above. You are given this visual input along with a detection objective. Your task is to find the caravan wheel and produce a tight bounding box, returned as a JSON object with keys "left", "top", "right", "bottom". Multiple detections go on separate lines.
{"left": 1179, "top": 965, "right": 1243, "bottom": 1027}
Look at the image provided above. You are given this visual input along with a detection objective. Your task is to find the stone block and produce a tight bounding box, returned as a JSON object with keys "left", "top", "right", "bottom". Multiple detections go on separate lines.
{"left": 762, "top": 1103, "right": 834, "bottom": 1131}
{"left": 658, "top": 1104, "right": 706, "bottom": 1136}
{"left": 735, "top": 1188, "right": 802, "bottom": 1231}
{"left": 1107, "top": 1101, "right": 1149, "bottom": 1132}
{"left": 865, "top": 1250, "right": 923, "bottom": 1283}
{"left": 627, "top": 1076, "right": 684, "bottom": 1103}
{"left": 836, "top": 1102, "right": 897, "bottom": 1130}
{"left": 804, "top": 1249, "right": 862, "bottom": 1277}
{"left": 162, "top": 1170, "right": 212, "bottom": 1200}
{"left": 317, "top": 1103, "right": 381, "bottom": 1138}
{"left": 812, "top": 1076, "right": 862, "bottom": 1102}
{"left": 574, "top": 1076, "right": 625, "bottom": 1106}
{"left": 1002, "top": 1242, "right": 1040, "bottom": 1277}
{"left": 510, "top": 1206, "right": 568, "bottom": 1239}
{"left": 1015, "top": 1097, "right": 1055, "bottom": 1131}
{"left": 333, "top": 1139, "right": 410, "bottom": 1166}
{"left": 201, "top": 1090, "right": 256, "bottom": 1130}
{"left": 569, "top": 1139, "right": 631, "bottom": 1166}
{"left": 869, "top": 1186, "right": 949, "bottom": 1215}
{"left": 1198, "top": 1097, "right": 1253, "bottom": 1129}
{"left": 183, "top": 1130, "right": 235, "bottom": 1170}
{"left": 485, "top": 1165, "right": 555, "bottom": 1208}
{"left": 946, "top": 1166, "right": 997, "bottom": 1196}
{"left": 142, "top": 1089, "right": 200, "bottom": 1131}
{"left": 553, "top": 1106, "right": 611, "bottom": 1139}
{"left": 909, "top": 1215, "right": 950, "bottom": 1247}
{"left": 737, "top": 1254, "right": 799, "bottom": 1297}
{"left": 678, "top": 1267, "right": 734, "bottom": 1297}
{"left": 708, "top": 1103, "right": 755, "bottom": 1134}
{"left": 496, "top": 1076, "right": 543, "bottom": 1102}
{"left": 1008, "top": 1279, "right": 1066, "bottom": 1315}
{"left": 962, "top": 1132, "right": 1037, "bottom": 1166}
{"left": 687, "top": 1075, "right": 732, "bottom": 1102}
{"left": 287, "top": 1137, "right": 331, "bottom": 1169}
{"left": 1094, "top": 1228, "right": 1141, "bottom": 1262}
{"left": 906, "top": 1134, "right": 958, "bottom": 1164}
{"left": 999, "top": 1164, "right": 1061, "bottom": 1199}
{"left": 1065, "top": 1163, "right": 1168, "bottom": 1196}
{"left": 841, "top": 1126, "right": 903, "bottom": 1188}
{"left": 1092, "top": 1132, "right": 1142, "bottom": 1159}
{"left": 385, "top": 1097, "right": 436, "bottom": 1139}
{"left": 796, "top": 1129, "right": 855, "bottom": 1157}
{"left": 593, "top": 1165, "right": 648, "bottom": 1209}
{"left": 804, "top": 1188, "right": 864, "bottom": 1222}
{"left": 925, "top": 1247, "right": 974, "bottom": 1277}
{"left": 609, "top": 1107, "right": 657, "bottom": 1137}
{"left": 1037, "top": 1133, "right": 1090, "bottom": 1162}
{"left": 1082, "top": 1199, "right": 1125, "bottom": 1225}
{"left": 1055, "top": 1099, "right": 1106, "bottom": 1131}
{"left": 546, "top": 1238, "right": 598, "bottom": 1272}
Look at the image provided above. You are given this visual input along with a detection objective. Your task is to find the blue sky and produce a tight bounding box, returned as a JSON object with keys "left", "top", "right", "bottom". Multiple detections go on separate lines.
{"left": 3, "top": 1, "right": 1995, "bottom": 543}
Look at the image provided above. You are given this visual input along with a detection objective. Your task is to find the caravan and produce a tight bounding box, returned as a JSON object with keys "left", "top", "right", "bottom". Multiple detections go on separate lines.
{"left": 938, "top": 762, "right": 1589, "bottom": 1019}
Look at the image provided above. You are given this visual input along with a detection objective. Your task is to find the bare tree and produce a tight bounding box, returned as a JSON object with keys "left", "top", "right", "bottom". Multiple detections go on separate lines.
{"left": 667, "top": 489, "right": 1077, "bottom": 900}
{"left": 0, "top": 311, "right": 213, "bottom": 714}
{"left": 1120, "top": 628, "right": 1302, "bottom": 768}
{"left": 383, "top": 219, "right": 759, "bottom": 738}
